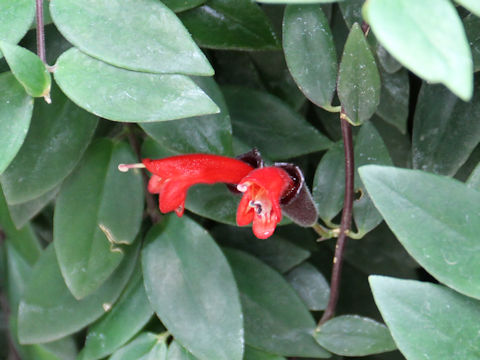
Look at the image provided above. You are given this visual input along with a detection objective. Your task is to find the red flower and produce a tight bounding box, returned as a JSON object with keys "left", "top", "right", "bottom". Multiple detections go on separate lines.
{"left": 236, "top": 167, "right": 294, "bottom": 239}
{"left": 119, "top": 154, "right": 253, "bottom": 216}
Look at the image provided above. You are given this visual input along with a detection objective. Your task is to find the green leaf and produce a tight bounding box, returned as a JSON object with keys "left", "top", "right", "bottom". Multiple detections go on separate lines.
{"left": 315, "top": 315, "right": 396, "bottom": 356}
{"left": 258, "top": 0, "right": 342, "bottom": 3}
{"left": 140, "top": 77, "right": 233, "bottom": 156}
{"left": 142, "top": 216, "right": 244, "bottom": 360}
{"left": 167, "top": 341, "right": 199, "bottom": 360}
{"left": 285, "top": 262, "right": 329, "bottom": 311}
{"left": 363, "top": 0, "right": 473, "bottom": 101}
{"left": 0, "top": 82, "right": 98, "bottom": 204}
{"left": 244, "top": 346, "right": 285, "bottom": 360}
{"left": 412, "top": 79, "right": 480, "bottom": 176}
{"left": 54, "top": 48, "right": 219, "bottom": 123}
{"left": 465, "top": 14, "right": 480, "bottom": 72}
{"left": 225, "top": 248, "right": 330, "bottom": 358}
{"left": 338, "top": 22, "right": 381, "bottom": 125}
{"left": 0, "top": 72, "right": 33, "bottom": 174}
{"left": 179, "top": 0, "right": 279, "bottom": 50}
{"left": 54, "top": 139, "right": 143, "bottom": 299}
{"left": 79, "top": 268, "right": 153, "bottom": 360}
{"left": 0, "top": 41, "right": 51, "bottom": 99}
{"left": 370, "top": 276, "right": 480, "bottom": 360}
{"left": 375, "top": 44, "right": 402, "bottom": 74}
{"left": 0, "top": 0, "right": 35, "bottom": 47}
{"left": 282, "top": 5, "right": 337, "bottom": 108}
{"left": 339, "top": 0, "right": 364, "bottom": 29}
{"left": 376, "top": 68, "right": 409, "bottom": 134}
{"left": 162, "top": 0, "right": 206, "bottom": 13}
{"left": 467, "top": 162, "right": 480, "bottom": 191}
{"left": 18, "top": 242, "right": 138, "bottom": 344}
{"left": 50, "top": 0, "right": 213, "bottom": 75}
{"left": 455, "top": 0, "right": 480, "bottom": 17}
{"left": 371, "top": 116, "right": 411, "bottom": 168}
{"left": 223, "top": 86, "right": 332, "bottom": 160}
{"left": 109, "top": 333, "right": 163, "bottom": 360}
{"left": 359, "top": 166, "right": 480, "bottom": 300}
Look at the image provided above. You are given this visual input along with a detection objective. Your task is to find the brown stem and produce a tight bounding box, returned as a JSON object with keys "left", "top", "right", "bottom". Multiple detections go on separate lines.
{"left": 126, "top": 124, "right": 161, "bottom": 224}
{"left": 318, "top": 110, "right": 354, "bottom": 326}
{"left": 35, "top": 0, "right": 46, "bottom": 63}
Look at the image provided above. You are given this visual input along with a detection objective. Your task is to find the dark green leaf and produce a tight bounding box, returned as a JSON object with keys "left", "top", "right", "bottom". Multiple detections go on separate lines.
{"left": 17, "top": 243, "right": 138, "bottom": 344}
{"left": 412, "top": 79, "right": 480, "bottom": 176}
{"left": 0, "top": 41, "right": 51, "bottom": 98}
{"left": 376, "top": 68, "right": 409, "bottom": 134}
{"left": 285, "top": 262, "right": 329, "bottom": 311}
{"left": 315, "top": 315, "right": 396, "bottom": 356}
{"left": 223, "top": 86, "right": 332, "bottom": 160}
{"left": 167, "top": 341, "right": 199, "bottom": 360}
{"left": 0, "top": 72, "right": 33, "bottom": 174}
{"left": 282, "top": 5, "right": 337, "bottom": 108}
{"left": 363, "top": 0, "right": 473, "bottom": 100}
{"left": 225, "top": 248, "right": 330, "bottom": 358}
{"left": 142, "top": 216, "right": 244, "bottom": 360}
{"left": 162, "top": 0, "right": 206, "bottom": 13}
{"left": 371, "top": 116, "right": 411, "bottom": 168}
{"left": 54, "top": 48, "right": 219, "bottom": 123}
{"left": 50, "top": 0, "right": 213, "bottom": 75}
{"left": 338, "top": 23, "right": 380, "bottom": 125}
{"left": 140, "top": 77, "right": 233, "bottom": 156}
{"left": 109, "top": 333, "right": 164, "bottom": 360}
{"left": 54, "top": 139, "right": 143, "bottom": 299}
{"left": 0, "top": 82, "right": 98, "bottom": 204}
{"left": 339, "top": 0, "right": 364, "bottom": 28}
{"left": 465, "top": 14, "right": 480, "bottom": 72}
{"left": 455, "top": 0, "right": 480, "bottom": 17}
{"left": 258, "top": 0, "right": 343, "bottom": 3}
{"left": 467, "top": 162, "right": 480, "bottom": 191}
{"left": 0, "top": 0, "right": 35, "bottom": 47}
{"left": 244, "top": 346, "right": 285, "bottom": 360}
{"left": 359, "top": 166, "right": 480, "bottom": 300}
{"left": 370, "top": 276, "right": 480, "bottom": 360}
{"left": 179, "top": 0, "right": 279, "bottom": 50}
{"left": 376, "top": 44, "right": 402, "bottom": 74}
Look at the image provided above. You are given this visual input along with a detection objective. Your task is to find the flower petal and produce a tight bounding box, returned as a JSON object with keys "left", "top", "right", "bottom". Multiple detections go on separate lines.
{"left": 147, "top": 175, "right": 164, "bottom": 194}
{"left": 252, "top": 214, "right": 278, "bottom": 239}
{"left": 236, "top": 192, "right": 254, "bottom": 226}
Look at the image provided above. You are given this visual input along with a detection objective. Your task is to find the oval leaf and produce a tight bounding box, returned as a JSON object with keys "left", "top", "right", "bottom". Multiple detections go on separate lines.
{"left": 18, "top": 243, "right": 138, "bottom": 344}
{"left": 286, "top": 262, "right": 329, "bottom": 311}
{"left": 363, "top": 0, "right": 473, "bottom": 100}
{"left": 359, "top": 166, "right": 480, "bottom": 299}
{"left": 223, "top": 86, "right": 332, "bottom": 160}
{"left": 142, "top": 216, "right": 244, "bottom": 360}
{"left": 0, "top": 82, "right": 98, "bottom": 204}
{"left": 370, "top": 276, "right": 480, "bottom": 360}
{"left": 162, "top": 0, "right": 206, "bottom": 13}
{"left": 0, "top": 0, "right": 35, "bottom": 46}
{"left": 225, "top": 248, "right": 330, "bottom": 358}
{"left": 412, "top": 79, "right": 480, "bottom": 176}
{"left": 0, "top": 72, "right": 33, "bottom": 174}
{"left": 54, "top": 48, "right": 219, "bottom": 123}
{"left": 109, "top": 333, "right": 162, "bottom": 360}
{"left": 315, "top": 315, "right": 396, "bottom": 356}
{"left": 167, "top": 341, "right": 199, "bottom": 360}
{"left": 0, "top": 41, "right": 51, "bottom": 98}
{"left": 54, "top": 139, "right": 143, "bottom": 299}
{"left": 283, "top": 5, "right": 337, "bottom": 108}
{"left": 338, "top": 23, "right": 381, "bottom": 125}
{"left": 50, "top": 0, "right": 213, "bottom": 75}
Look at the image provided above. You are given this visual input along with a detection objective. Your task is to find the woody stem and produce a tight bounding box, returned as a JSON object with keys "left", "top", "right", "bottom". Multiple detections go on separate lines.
{"left": 317, "top": 109, "right": 354, "bottom": 327}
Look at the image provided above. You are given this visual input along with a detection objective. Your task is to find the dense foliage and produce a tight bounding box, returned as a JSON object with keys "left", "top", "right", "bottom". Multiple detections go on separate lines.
{"left": 1, "top": 0, "right": 479, "bottom": 359}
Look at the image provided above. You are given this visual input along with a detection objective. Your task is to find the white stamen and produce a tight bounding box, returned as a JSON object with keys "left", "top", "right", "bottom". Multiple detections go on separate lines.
{"left": 237, "top": 184, "right": 248, "bottom": 192}
{"left": 118, "top": 163, "right": 146, "bottom": 172}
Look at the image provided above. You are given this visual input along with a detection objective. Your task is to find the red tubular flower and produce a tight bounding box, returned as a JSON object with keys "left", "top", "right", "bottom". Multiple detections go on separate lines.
{"left": 236, "top": 167, "right": 294, "bottom": 239}
{"left": 120, "top": 154, "right": 253, "bottom": 216}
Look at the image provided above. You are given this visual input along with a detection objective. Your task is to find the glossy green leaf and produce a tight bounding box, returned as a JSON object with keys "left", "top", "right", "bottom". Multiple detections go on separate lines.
{"left": 412, "top": 78, "right": 480, "bottom": 176}
{"left": 371, "top": 116, "right": 411, "bottom": 168}
{"left": 244, "top": 346, "right": 285, "bottom": 360}
{"left": 223, "top": 86, "right": 332, "bottom": 160}
{"left": 370, "top": 276, "right": 480, "bottom": 360}
{"left": 339, "top": 0, "right": 364, "bottom": 28}
{"left": 179, "top": 0, "right": 279, "bottom": 50}
{"left": 285, "top": 262, "right": 329, "bottom": 311}
{"left": 109, "top": 333, "right": 162, "bottom": 360}
{"left": 167, "top": 341, "right": 199, "bottom": 360}
{"left": 376, "top": 68, "right": 409, "bottom": 134}
{"left": 359, "top": 166, "right": 480, "bottom": 299}
{"left": 0, "top": 82, "right": 97, "bottom": 204}
{"left": 467, "top": 162, "right": 480, "bottom": 191}
{"left": 162, "top": 0, "right": 206, "bottom": 12}
{"left": 225, "top": 248, "right": 330, "bottom": 358}
{"left": 465, "top": 14, "right": 480, "bottom": 72}
{"left": 142, "top": 216, "right": 244, "bottom": 360}
{"left": 0, "top": 41, "right": 51, "bottom": 98}
{"left": 141, "top": 77, "right": 233, "bottom": 156}
{"left": 338, "top": 23, "right": 381, "bottom": 125}
{"left": 18, "top": 243, "right": 138, "bottom": 344}
{"left": 315, "top": 315, "right": 396, "bottom": 356}
{"left": 363, "top": 0, "right": 473, "bottom": 101}
{"left": 0, "top": 0, "right": 35, "bottom": 47}
{"left": 455, "top": 0, "right": 480, "bottom": 17}
{"left": 0, "top": 72, "right": 33, "bottom": 174}
{"left": 50, "top": 0, "right": 213, "bottom": 75}
{"left": 258, "top": 0, "right": 342, "bottom": 3}
{"left": 54, "top": 48, "right": 219, "bottom": 123}
{"left": 282, "top": 5, "right": 337, "bottom": 108}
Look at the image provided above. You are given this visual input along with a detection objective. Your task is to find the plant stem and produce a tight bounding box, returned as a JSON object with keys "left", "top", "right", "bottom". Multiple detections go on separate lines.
{"left": 35, "top": 0, "right": 46, "bottom": 63}
{"left": 317, "top": 109, "right": 354, "bottom": 327}
{"left": 126, "top": 124, "right": 161, "bottom": 224}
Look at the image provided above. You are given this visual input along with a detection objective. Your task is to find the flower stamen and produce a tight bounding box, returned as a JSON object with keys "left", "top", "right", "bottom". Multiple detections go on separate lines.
{"left": 118, "top": 163, "right": 146, "bottom": 172}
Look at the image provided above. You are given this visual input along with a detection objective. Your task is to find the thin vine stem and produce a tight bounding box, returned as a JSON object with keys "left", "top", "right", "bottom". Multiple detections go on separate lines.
{"left": 35, "top": 0, "right": 46, "bottom": 63}
{"left": 317, "top": 109, "right": 354, "bottom": 327}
